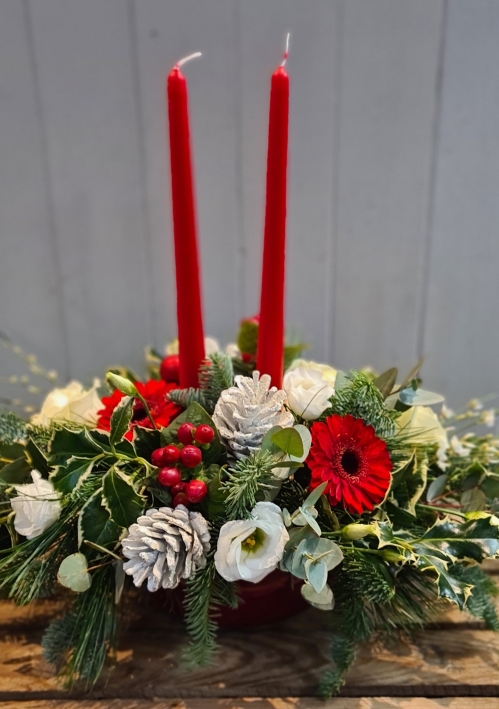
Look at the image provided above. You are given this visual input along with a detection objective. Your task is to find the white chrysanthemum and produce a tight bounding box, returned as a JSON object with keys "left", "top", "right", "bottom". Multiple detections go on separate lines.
{"left": 31, "top": 380, "right": 101, "bottom": 427}
{"left": 121, "top": 505, "right": 210, "bottom": 592}
{"left": 11, "top": 470, "right": 61, "bottom": 539}
{"left": 215, "top": 502, "right": 289, "bottom": 584}
{"left": 213, "top": 371, "right": 294, "bottom": 461}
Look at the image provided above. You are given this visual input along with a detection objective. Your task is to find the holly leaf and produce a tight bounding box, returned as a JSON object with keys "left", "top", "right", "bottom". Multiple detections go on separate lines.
{"left": 416, "top": 551, "right": 472, "bottom": 608}
{"left": 26, "top": 437, "right": 51, "bottom": 476}
{"left": 50, "top": 456, "right": 95, "bottom": 495}
{"left": 390, "top": 453, "right": 427, "bottom": 515}
{"left": 57, "top": 553, "right": 92, "bottom": 593}
{"left": 89, "top": 429, "right": 135, "bottom": 458}
{"left": 102, "top": 466, "right": 145, "bottom": 529}
{"left": 0, "top": 456, "right": 31, "bottom": 486}
{"left": 48, "top": 428, "right": 103, "bottom": 464}
{"left": 110, "top": 396, "right": 133, "bottom": 446}
{"left": 133, "top": 426, "right": 161, "bottom": 461}
{"left": 200, "top": 464, "right": 228, "bottom": 519}
{"left": 78, "top": 490, "right": 122, "bottom": 550}
{"left": 415, "top": 514, "right": 499, "bottom": 564}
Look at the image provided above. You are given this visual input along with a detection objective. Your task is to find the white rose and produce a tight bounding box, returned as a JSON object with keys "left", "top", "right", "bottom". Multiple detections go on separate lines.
{"left": 286, "top": 359, "right": 337, "bottom": 386}
{"left": 11, "top": 470, "right": 61, "bottom": 539}
{"left": 31, "top": 380, "right": 101, "bottom": 427}
{"left": 396, "top": 406, "right": 449, "bottom": 468}
{"left": 283, "top": 366, "right": 335, "bottom": 421}
{"left": 214, "top": 502, "right": 289, "bottom": 584}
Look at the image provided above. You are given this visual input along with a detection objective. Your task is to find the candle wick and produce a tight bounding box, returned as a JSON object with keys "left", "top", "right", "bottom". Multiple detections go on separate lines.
{"left": 175, "top": 52, "right": 202, "bottom": 69}
{"left": 281, "top": 33, "right": 290, "bottom": 67}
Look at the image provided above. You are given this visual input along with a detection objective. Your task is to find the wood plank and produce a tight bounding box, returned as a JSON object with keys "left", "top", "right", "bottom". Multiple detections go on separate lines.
{"left": 421, "top": 0, "right": 499, "bottom": 407}
{"left": 27, "top": 0, "right": 151, "bottom": 381}
{"left": 133, "top": 0, "right": 241, "bottom": 349}
{"left": 0, "top": 600, "right": 498, "bottom": 699}
{"left": 0, "top": 699, "right": 498, "bottom": 709}
{"left": 0, "top": 0, "right": 67, "bottom": 394}
{"left": 332, "top": 0, "right": 444, "bottom": 376}
{"left": 237, "top": 0, "right": 340, "bottom": 361}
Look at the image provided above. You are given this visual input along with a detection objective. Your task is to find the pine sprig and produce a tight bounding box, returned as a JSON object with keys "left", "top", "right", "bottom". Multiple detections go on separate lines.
{"left": 323, "top": 371, "right": 398, "bottom": 438}
{"left": 452, "top": 563, "right": 499, "bottom": 630}
{"left": 199, "top": 352, "right": 234, "bottom": 413}
{"left": 168, "top": 387, "right": 207, "bottom": 409}
{"left": 42, "top": 563, "right": 118, "bottom": 686}
{"left": 0, "top": 412, "right": 28, "bottom": 445}
{"left": 224, "top": 449, "right": 276, "bottom": 520}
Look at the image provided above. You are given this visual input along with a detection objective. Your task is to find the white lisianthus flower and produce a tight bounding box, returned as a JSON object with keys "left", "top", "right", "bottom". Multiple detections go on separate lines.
{"left": 166, "top": 336, "right": 220, "bottom": 356}
{"left": 396, "top": 405, "right": 449, "bottom": 469}
{"left": 31, "top": 380, "right": 101, "bottom": 427}
{"left": 11, "top": 470, "right": 61, "bottom": 539}
{"left": 286, "top": 359, "right": 337, "bottom": 386}
{"left": 283, "top": 366, "right": 335, "bottom": 421}
{"left": 215, "top": 502, "right": 289, "bottom": 584}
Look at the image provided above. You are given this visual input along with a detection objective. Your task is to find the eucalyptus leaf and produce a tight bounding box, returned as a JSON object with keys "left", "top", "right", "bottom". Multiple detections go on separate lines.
{"left": 301, "top": 581, "right": 334, "bottom": 610}
{"left": 57, "top": 553, "right": 91, "bottom": 593}
{"left": 271, "top": 427, "right": 304, "bottom": 458}
{"left": 399, "top": 388, "right": 445, "bottom": 407}
{"left": 289, "top": 425, "right": 311, "bottom": 463}
{"left": 115, "top": 560, "right": 125, "bottom": 604}
{"left": 399, "top": 358, "right": 424, "bottom": 390}
{"left": 427, "top": 474, "right": 448, "bottom": 502}
{"left": 373, "top": 368, "right": 398, "bottom": 400}
{"left": 302, "top": 481, "right": 328, "bottom": 510}
{"left": 296, "top": 507, "right": 322, "bottom": 536}
{"left": 305, "top": 558, "right": 328, "bottom": 593}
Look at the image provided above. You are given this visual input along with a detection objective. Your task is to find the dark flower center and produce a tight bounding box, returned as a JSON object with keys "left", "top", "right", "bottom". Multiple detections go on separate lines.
{"left": 341, "top": 450, "right": 360, "bottom": 475}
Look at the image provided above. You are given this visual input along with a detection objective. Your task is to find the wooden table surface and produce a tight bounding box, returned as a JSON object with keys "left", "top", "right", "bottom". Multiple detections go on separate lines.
{"left": 1, "top": 563, "right": 498, "bottom": 709}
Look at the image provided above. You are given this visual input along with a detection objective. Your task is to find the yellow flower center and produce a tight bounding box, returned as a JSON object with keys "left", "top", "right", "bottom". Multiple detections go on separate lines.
{"left": 241, "top": 527, "right": 265, "bottom": 553}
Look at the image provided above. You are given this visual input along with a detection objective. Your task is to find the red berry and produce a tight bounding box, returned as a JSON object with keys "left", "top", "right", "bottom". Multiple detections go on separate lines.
{"left": 151, "top": 445, "right": 180, "bottom": 467}
{"left": 177, "top": 422, "right": 196, "bottom": 445}
{"left": 173, "top": 492, "right": 190, "bottom": 508}
{"left": 180, "top": 445, "right": 202, "bottom": 468}
{"left": 186, "top": 479, "right": 208, "bottom": 503}
{"left": 171, "top": 481, "right": 187, "bottom": 497}
{"left": 157, "top": 467, "right": 181, "bottom": 488}
{"left": 160, "top": 354, "right": 180, "bottom": 383}
{"left": 194, "top": 424, "right": 215, "bottom": 445}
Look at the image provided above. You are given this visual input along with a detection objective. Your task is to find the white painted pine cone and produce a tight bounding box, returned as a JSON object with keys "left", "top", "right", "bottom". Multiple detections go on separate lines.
{"left": 212, "top": 370, "right": 294, "bottom": 461}
{"left": 121, "top": 505, "right": 210, "bottom": 592}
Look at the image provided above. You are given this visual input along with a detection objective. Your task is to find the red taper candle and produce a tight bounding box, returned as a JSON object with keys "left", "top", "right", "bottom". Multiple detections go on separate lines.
{"left": 167, "top": 54, "right": 205, "bottom": 389}
{"left": 256, "top": 43, "right": 290, "bottom": 389}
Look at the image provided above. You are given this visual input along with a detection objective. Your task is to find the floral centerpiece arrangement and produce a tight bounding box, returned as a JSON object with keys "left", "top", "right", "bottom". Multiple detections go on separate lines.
{"left": 1, "top": 48, "right": 498, "bottom": 697}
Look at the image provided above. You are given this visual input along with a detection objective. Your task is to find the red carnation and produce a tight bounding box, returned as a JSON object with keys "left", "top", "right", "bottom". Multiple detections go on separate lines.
{"left": 97, "top": 379, "right": 181, "bottom": 440}
{"left": 307, "top": 414, "right": 393, "bottom": 515}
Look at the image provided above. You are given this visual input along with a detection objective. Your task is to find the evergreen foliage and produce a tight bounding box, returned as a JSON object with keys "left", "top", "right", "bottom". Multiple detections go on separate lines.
{"left": 168, "top": 387, "right": 207, "bottom": 410}
{"left": 0, "top": 412, "right": 28, "bottom": 445}
{"left": 199, "top": 352, "right": 234, "bottom": 413}
{"left": 224, "top": 449, "right": 277, "bottom": 520}
{"left": 452, "top": 563, "right": 499, "bottom": 630}
{"left": 323, "top": 371, "right": 398, "bottom": 438}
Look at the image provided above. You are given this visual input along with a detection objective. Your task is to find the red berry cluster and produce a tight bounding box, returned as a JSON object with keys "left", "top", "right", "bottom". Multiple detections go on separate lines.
{"left": 151, "top": 422, "right": 214, "bottom": 507}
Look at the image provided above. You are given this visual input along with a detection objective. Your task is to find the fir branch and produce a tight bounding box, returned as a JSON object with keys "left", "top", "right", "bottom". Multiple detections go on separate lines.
{"left": 323, "top": 371, "right": 398, "bottom": 438}
{"left": 42, "top": 563, "right": 118, "bottom": 686}
{"left": 168, "top": 388, "right": 207, "bottom": 409}
{"left": 0, "top": 412, "right": 28, "bottom": 445}
{"left": 452, "top": 563, "right": 499, "bottom": 630}
{"left": 224, "top": 450, "right": 277, "bottom": 520}
{"left": 199, "top": 352, "right": 234, "bottom": 413}
{"left": 182, "top": 519, "right": 240, "bottom": 667}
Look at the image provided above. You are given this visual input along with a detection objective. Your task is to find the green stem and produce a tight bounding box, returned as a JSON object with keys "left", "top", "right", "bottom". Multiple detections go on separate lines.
{"left": 136, "top": 392, "right": 157, "bottom": 430}
{"left": 84, "top": 540, "right": 122, "bottom": 561}
{"left": 416, "top": 503, "right": 466, "bottom": 518}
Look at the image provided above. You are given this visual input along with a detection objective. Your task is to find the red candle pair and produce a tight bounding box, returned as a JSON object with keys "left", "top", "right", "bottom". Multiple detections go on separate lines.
{"left": 167, "top": 47, "right": 289, "bottom": 389}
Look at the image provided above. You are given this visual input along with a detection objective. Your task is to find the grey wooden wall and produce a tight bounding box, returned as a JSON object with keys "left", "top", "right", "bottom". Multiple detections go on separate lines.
{"left": 1, "top": 0, "right": 498, "bottom": 408}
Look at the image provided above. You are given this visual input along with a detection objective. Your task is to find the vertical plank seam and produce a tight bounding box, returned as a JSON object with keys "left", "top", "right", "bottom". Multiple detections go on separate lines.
{"left": 327, "top": 0, "right": 345, "bottom": 365}
{"left": 416, "top": 0, "right": 449, "bottom": 361}
{"left": 127, "top": 0, "right": 154, "bottom": 347}
{"left": 22, "top": 0, "right": 71, "bottom": 382}
{"left": 233, "top": 0, "right": 246, "bottom": 320}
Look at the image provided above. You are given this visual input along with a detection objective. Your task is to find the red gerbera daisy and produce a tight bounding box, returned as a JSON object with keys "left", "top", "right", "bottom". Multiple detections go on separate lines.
{"left": 307, "top": 414, "right": 393, "bottom": 515}
{"left": 96, "top": 379, "right": 181, "bottom": 440}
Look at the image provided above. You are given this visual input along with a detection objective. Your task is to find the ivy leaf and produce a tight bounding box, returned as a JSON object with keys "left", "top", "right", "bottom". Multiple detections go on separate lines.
{"left": 57, "top": 553, "right": 92, "bottom": 593}
{"left": 427, "top": 474, "right": 448, "bottom": 502}
{"left": 78, "top": 490, "right": 122, "bottom": 550}
{"left": 48, "top": 428, "right": 103, "bottom": 464}
{"left": 110, "top": 396, "right": 133, "bottom": 446}
{"left": 271, "top": 427, "right": 304, "bottom": 458}
{"left": 50, "top": 457, "right": 95, "bottom": 495}
{"left": 102, "top": 467, "right": 145, "bottom": 529}
{"left": 373, "top": 368, "right": 398, "bottom": 400}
